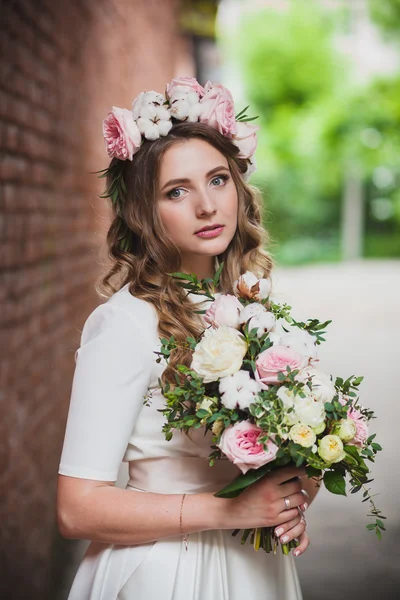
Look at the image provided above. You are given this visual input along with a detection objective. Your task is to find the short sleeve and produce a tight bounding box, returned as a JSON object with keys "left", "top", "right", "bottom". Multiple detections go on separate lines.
{"left": 58, "top": 303, "right": 154, "bottom": 481}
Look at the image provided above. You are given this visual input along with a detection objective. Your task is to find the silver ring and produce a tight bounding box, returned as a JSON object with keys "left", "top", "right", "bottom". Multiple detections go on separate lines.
{"left": 284, "top": 496, "right": 291, "bottom": 510}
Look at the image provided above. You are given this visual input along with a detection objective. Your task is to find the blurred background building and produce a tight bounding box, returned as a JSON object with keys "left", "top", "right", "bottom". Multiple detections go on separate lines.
{"left": 0, "top": 0, "right": 399, "bottom": 599}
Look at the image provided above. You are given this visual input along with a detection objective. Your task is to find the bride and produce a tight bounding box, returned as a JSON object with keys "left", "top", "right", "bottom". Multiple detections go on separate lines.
{"left": 57, "top": 77, "right": 319, "bottom": 599}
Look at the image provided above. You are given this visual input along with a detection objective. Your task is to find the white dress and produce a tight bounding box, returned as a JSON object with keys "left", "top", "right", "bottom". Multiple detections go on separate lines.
{"left": 58, "top": 284, "right": 303, "bottom": 600}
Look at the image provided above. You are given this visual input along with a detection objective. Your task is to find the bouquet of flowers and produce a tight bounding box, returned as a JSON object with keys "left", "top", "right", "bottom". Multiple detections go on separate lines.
{"left": 154, "top": 265, "right": 385, "bottom": 553}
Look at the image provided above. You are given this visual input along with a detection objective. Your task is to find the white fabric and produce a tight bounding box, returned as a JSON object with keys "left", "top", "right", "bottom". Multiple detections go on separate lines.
{"left": 59, "top": 284, "right": 303, "bottom": 600}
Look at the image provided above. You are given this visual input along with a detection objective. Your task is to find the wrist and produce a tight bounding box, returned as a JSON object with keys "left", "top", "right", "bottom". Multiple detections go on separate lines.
{"left": 183, "top": 493, "right": 235, "bottom": 532}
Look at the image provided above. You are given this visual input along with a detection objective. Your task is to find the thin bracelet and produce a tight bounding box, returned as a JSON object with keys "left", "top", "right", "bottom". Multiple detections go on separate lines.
{"left": 179, "top": 493, "right": 189, "bottom": 551}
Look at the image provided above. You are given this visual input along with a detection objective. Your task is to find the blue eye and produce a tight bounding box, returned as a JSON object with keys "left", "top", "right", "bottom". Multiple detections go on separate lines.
{"left": 211, "top": 174, "right": 229, "bottom": 186}
{"left": 167, "top": 188, "right": 184, "bottom": 199}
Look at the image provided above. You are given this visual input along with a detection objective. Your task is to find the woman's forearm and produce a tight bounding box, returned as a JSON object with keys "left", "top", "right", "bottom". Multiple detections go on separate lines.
{"left": 57, "top": 476, "right": 233, "bottom": 545}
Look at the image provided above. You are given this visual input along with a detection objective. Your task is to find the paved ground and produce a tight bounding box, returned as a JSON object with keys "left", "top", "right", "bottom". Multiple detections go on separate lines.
{"left": 272, "top": 260, "right": 400, "bottom": 600}
{"left": 57, "top": 260, "right": 400, "bottom": 599}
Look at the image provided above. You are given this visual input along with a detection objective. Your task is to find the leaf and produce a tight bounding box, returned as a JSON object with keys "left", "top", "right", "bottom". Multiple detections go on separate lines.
{"left": 214, "top": 463, "right": 276, "bottom": 498}
{"left": 323, "top": 471, "right": 347, "bottom": 496}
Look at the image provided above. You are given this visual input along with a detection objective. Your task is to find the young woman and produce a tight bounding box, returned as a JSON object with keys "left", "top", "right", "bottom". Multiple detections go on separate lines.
{"left": 57, "top": 78, "right": 319, "bottom": 600}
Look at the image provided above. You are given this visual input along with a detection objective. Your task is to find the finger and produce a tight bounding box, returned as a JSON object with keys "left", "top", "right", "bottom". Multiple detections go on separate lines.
{"left": 280, "top": 492, "right": 307, "bottom": 513}
{"left": 274, "top": 515, "right": 301, "bottom": 538}
{"left": 299, "top": 488, "right": 309, "bottom": 511}
{"left": 274, "top": 508, "right": 301, "bottom": 526}
{"left": 278, "top": 517, "right": 306, "bottom": 545}
{"left": 279, "top": 480, "right": 303, "bottom": 498}
{"left": 292, "top": 531, "right": 310, "bottom": 557}
{"left": 271, "top": 466, "right": 306, "bottom": 485}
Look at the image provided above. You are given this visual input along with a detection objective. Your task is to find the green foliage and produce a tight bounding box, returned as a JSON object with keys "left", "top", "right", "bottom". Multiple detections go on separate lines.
{"left": 220, "top": 0, "right": 400, "bottom": 263}
{"left": 368, "top": 0, "right": 400, "bottom": 36}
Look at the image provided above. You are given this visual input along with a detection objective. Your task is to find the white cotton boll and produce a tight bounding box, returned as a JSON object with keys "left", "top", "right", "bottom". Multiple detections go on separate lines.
{"left": 239, "top": 303, "right": 266, "bottom": 324}
{"left": 143, "top": 123, "right": 160, "bottom": 140}
{"left": 132, "top": 91, "right": 166, "bottom": 119}
{"left": 220, "top": 389, "right": 242, "bottom": 410}
{"left": 236, "top": 388, "right": 257, "bottom": 410}
{"left": 169, "top": 98, "right": 191, "bottom": 120}
{"left": 248, "top": 316, "right": 265, "bottom": 338}
{"left": 137, "top": 117, "right": 152, "bottom": 135}
{"left": 156, "top": 106, "right": 171, "bottom": 121}
{"left": 158, "top": 119, "right": 173, "bottom": 136}
{"left": 259, "top": 312, "right": 276, "bottom": 332}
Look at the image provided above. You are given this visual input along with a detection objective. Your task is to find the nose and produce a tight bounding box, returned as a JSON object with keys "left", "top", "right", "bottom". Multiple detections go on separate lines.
{"left": 195, "top": 186, "right": 217, "bottom": 217}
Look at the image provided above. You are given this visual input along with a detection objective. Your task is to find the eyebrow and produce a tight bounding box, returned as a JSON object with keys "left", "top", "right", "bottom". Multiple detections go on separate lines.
{"left": 160, "top": 165, "right": 230, "bottom": 191}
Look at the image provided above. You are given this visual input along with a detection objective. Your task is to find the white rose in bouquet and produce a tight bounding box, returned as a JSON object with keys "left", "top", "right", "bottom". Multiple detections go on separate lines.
{"left": 293, "top": 394, "right": 326, "bottom": 429}
{"left": 271, "top": 319, "right": 317, "bottom": 361}
{"left": 191, "top": 326, "right": 247, "bottom": 383}
{"left": 219, "top": 370, "right": 262, "bottom": 410}
{"left": 297, "top": 366, "right": 336, "bottom": 403}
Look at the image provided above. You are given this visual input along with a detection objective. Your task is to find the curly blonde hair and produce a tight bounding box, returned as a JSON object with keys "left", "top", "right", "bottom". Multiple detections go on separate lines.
{"left": 97, "top": 122, "right": 273, "bottom": 384}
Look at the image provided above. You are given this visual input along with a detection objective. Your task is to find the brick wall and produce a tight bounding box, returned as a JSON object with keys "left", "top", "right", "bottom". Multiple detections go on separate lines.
{"left": 0, "top": 1, "right": 194, "bottom": 598}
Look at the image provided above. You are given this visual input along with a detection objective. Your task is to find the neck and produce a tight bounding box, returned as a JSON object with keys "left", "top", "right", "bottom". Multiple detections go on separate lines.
{"left": 180, "top": 255, "right": 216, "bottom": 282}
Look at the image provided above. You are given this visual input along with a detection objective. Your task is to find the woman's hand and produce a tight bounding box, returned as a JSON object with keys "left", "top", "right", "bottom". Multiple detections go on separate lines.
{"left": 273, "top": 507, "right": 309, "bottom": 556}
{"left": 228, "top": 465, "right": 308, "bottom": 531}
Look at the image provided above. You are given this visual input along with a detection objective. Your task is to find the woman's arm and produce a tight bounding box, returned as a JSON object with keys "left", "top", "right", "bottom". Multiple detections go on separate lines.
{"left": 57, "top": 476, "right": 229, "bottom": 544}
{"left": 57, "top": 465, "right": 307, "bottom": 545}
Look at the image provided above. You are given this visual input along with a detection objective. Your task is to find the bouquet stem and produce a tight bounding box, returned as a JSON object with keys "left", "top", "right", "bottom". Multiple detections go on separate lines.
{"left": 239, "top": 527, "right": 298, "bottom": 554}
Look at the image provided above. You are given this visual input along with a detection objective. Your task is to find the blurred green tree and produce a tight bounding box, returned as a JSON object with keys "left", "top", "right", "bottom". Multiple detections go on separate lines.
{"left": 221, "top": 0, "right": 400, "bottom": 264}
{"left": 368, "top": 0, "right": 400, "bottom": 36}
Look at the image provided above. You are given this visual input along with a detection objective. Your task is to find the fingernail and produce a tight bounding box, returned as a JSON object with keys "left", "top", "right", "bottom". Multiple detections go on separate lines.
{"left": 302, "top": 502, "right": 308, "bottom": 511}
{"left": 293, "top": 550, "right": 300, "bottom": 557}
{"left": 275, "top": 528, "right": 284, "bottom": 537}
{"left": 281, "top": 535, "right": 289, "bottom": 543}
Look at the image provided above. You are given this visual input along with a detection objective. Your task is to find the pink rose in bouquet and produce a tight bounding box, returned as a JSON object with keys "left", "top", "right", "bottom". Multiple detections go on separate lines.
{"left": 233, "top": 122, "right": 259, "bottom": 159}
{"left": 165, "top": 76, "right": 205, "bottom": 100}
{"left": 204, "top": 295, "right": 243, "bottom": 329}
{"left": 347, "top": 407, "right": 369, "bottom": 447}
{"left": 255, "top": 345, "right": 307, "bottom": 387}
{"left": 102, "top": 107, "right": 142, "bottom": 160}
{"left": 199, "top": 82, "right": 237, "bottom": 137}
{"left": 218, "top": 421, "right": 278, "bottom": 474}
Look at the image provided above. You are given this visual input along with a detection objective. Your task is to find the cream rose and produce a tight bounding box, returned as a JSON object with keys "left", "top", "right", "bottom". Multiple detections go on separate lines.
{"left": 289, "top": 423, "right": 316, "bottom": 448}
{"left": 336, "top": 418, "right": 357, "bottom": 443}
{"left": 318, "top": 435, "right": 346, "bottom": 463}
{"left": 191, "top": 326, "right": 247, "bottom": 383}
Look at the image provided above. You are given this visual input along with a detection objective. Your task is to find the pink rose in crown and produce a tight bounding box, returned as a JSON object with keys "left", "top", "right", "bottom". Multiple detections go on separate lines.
{"left": 233, "top": 122, "right": 259, "bottom": 159}
{"left": 218, "top": 421, "right": 278, "bottom": 474}
{"left": 102, "top": 107, "right": 142, "bottom": 160}
{"left": 204, "top": 295, "right": 243, "bottom": 329}
{"left": 255, "top": 345, "right": 307, "bottom": 386}
{"left": 199, "top": 81, "right": 238, "bottom": 137}
{"left": 165, "top": 77, "right": 205, "bottom": 100}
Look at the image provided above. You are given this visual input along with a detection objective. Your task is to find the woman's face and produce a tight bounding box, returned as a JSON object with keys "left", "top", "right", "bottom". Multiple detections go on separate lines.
{"left": 157, "top": 139, "right": 238, "bottom": 275}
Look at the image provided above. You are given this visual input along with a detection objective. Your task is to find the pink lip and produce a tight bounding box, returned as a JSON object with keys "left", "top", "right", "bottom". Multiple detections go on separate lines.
{"left": 195, "top": 226, "right": 225, "bottom": 238}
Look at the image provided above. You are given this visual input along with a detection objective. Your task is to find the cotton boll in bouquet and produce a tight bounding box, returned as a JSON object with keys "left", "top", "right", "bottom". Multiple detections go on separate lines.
{"left": 153, "top": 264, "right": 386, "bottom": 554}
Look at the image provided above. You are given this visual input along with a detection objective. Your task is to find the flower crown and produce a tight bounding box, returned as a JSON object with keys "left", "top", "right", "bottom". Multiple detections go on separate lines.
{"left": 98, "top": 77, "right": 258, "bottom": 250}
